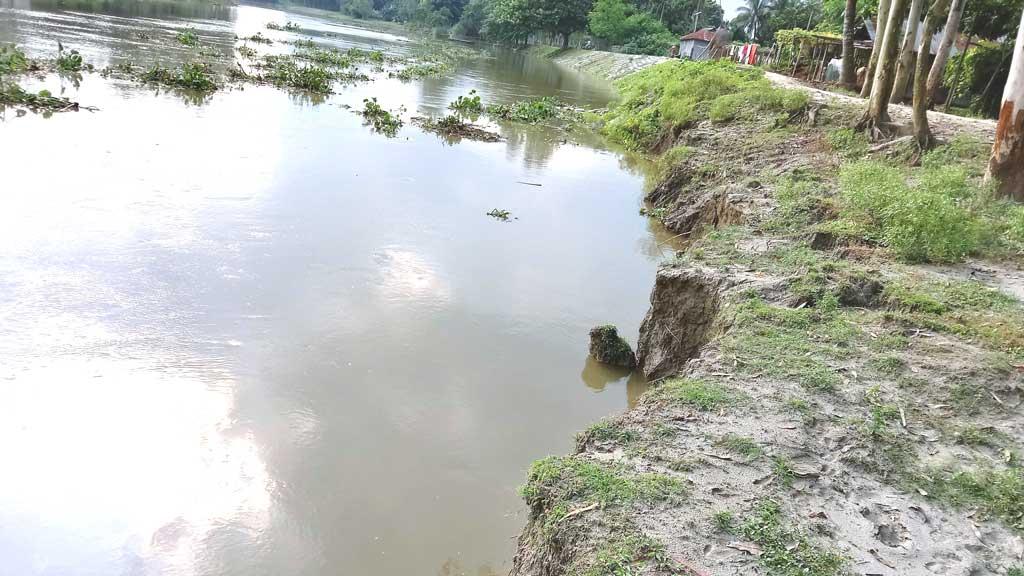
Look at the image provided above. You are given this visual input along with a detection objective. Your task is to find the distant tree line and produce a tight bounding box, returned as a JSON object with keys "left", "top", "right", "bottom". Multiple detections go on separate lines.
{"left": 278, "top": 0, "right": 723, "bottom": 55}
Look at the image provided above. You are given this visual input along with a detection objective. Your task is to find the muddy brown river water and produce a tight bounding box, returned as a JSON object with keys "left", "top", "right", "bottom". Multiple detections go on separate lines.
{"left": 0, "top": 3, "right": 672, "bottom": 574}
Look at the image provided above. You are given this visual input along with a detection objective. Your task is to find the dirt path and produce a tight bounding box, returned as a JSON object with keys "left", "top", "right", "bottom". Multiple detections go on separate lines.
{"left": 765, "top": 70, "right": 997, "bottom": 142}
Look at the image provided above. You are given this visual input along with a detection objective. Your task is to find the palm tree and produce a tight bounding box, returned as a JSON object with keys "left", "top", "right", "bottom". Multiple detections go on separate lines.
{"left": 733, "top": 0, "right": 772, "bottom": 41}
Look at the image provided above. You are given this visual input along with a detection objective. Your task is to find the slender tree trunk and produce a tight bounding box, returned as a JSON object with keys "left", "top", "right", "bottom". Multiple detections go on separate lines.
{"left": 985, "top": 7, "right": 1024, "bottom": 201}
{"left": 561, "top": 32, "right": 570, "bottom": 49}
{"left": 841, "top": 0, "right": 859, "bottom": 88}
{"left": 913, "top": 0, "right": 950, "bottom": 148}
{"left": 891, "top": 0, "right": 927, "bottom": 102}
{"left": 942, "top": 38, "right": 971, "bottom": 111}
{"left": 859, "top": 0, "right": 908, "bottom": 134}
{"left": 925, "top": 0, "right": 966, "bottom": 106}
{"left": 861, "top": 0, "right": 894, "bottom": 96}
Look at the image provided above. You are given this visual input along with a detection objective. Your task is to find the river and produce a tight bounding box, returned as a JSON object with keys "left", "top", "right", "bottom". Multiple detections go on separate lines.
{"left": 0, "top": 3, "right": 671, "bottom": 574}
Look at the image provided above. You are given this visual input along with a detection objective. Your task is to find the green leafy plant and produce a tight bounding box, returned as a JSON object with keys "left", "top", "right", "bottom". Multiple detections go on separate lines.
{"left": 449, "top": 89, "right": 483, "bottom": 113}
{"left": 176, "top": 28, "right": 200, "bottom": 47}
{"left": 360, "top": 97, "right": 403, "bottom": 137}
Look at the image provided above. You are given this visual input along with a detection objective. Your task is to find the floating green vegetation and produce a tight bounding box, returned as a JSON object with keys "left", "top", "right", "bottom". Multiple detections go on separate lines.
{"left": 486, "top": 96, "right": 580, "bottom": 124}
{"left": 0, "top": 44, "right": 31, "bottom": 75}
{"left": 914, "top": 466, "right": 1024, "bottom": 531}
{"left": 486, "top": 208, "right": 512, "bottom": 221}
{"left": 236, "top": 45, "right": 257, "bottom": 59}
{"left": 650, "top": 378, "right": 735, "bottom": 411}
{"left": 602, "top": 59, "right": 807, "bottom": 150}
{"left": 176, "top": 28, "right": 200, "bottom": 47}
{"left": 140, "top": 62, "right": 218, "bottom": 92}
{"left": 448, "top": 89, "right": 483, "bottom": 113}
{"left": 257, "top": 56, "right": 333, "bottom": 93}
{"left": 740, "top": 500, "right": 847, "bottom": 576}
{"left": 265, "top": 21, "right": 301, "bottom": 31}
{"left": 390, "top": 62, "right": 449, "bottom": 80}
{"left": 520, "top": 456, "right": 686, "bottom": 511}
{"left": 360, "top": 97, "right": 403, "bottom": 137}
{"left": 298, "top": 47, "right": 351, "bottom": 68}
{"left": 0, "top": 83, "right": 79, "bottom": 113}
{"left": 414, "top": 114, "right": 502, "bottom": 143}
{"left": 55, "top": 44, "right": 84, "bottom": 72}
{"left": 240, "top": 32, "right": 272, "bottom": 44}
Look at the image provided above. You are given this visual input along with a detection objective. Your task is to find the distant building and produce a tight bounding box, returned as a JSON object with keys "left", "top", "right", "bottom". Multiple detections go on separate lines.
{"left": 679, "top": 29, "right": 717, "bottom": 60}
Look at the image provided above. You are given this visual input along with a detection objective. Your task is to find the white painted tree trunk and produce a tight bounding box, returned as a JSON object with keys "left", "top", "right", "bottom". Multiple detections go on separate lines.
{"left": 925, "top": 0, "right": 965, "bottom": 104}
{"left": 985, "top": 7, "right": 1024, "bottom": 201}
{"left": 891, "top": 0, "right": 927, "bottom": 102}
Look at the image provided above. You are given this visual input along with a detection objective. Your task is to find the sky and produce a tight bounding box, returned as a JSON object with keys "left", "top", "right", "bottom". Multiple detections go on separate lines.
{"left": 719, "top": 0, "right": 745, "bottom": 21}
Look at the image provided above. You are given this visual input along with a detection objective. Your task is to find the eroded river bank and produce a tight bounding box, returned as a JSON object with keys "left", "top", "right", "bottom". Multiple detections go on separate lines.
{"left": 0, "top": 3, "right": 676, "bottom": 574}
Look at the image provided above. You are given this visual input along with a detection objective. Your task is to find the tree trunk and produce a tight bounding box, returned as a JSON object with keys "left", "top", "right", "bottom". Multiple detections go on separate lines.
{"left": 942, "top": 38, "right": 971, "bottom": 112}
{"left": 861, "top": 0, "right": 894, "bottom": 96}
{"left": 913, "top": 0, "right": 951, "bottom": 149}
{"left": 841, "top": 0, "right": 858, "bottom": 88}
{"left": 891, "top": 0, "right": 927, "bottom": 102}
{"left": 925, "top": 0, "right": 965, "bottom": 106}
{"left": 561, "top": 32, "right": 570, "bottom": 49}
{"left": 859, "top": 0, "right": 908, "bottom": 135}
{"left": 985, "top": 7, "right": 1024, "bottom": 201}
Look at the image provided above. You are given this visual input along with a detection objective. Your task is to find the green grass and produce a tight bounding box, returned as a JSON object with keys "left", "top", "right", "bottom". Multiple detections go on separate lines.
{"left": 722, "top": 297, "right": 855, "bottom": 392}
{"left": 601, "top": 59, "right": 808, "bottom": 150}
{"left": 651, "top": 378, "right": 735, "bottom": 411}
{"left": 715, "top": 434, "right": 763, "bottom": 460}
{"left": 1009, "top": 566, "right": 1024, "bottom": 576}
{"left": 520, "top": 456, "right": 686, "bottom": 511}
{"left": 772, "top": 456, "right": 796, "bottom": 487}
{"left": 713, "top": 510, "right": 736, "bottom": 532}
{"left": 827, "top": 127, "right": 869, "bottom": 158}
{"left": 584, "top": 533, "right": 672, "bottom": 576}
{"left": 582, "top": 420, "right": 639, "bottom": 445}
{"left": 870, "top": 355, "right": 906, "bottom": 375}
{"left": 915, "top": 466, "right": 1024, "bottom": 531}
{"left": 740, "top": 500, "right": 847, "bottom": 576}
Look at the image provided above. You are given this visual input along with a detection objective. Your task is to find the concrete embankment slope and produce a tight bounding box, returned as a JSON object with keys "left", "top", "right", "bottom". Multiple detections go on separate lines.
{"left": 529, "top": 47, "right": 668, "bottom": 80}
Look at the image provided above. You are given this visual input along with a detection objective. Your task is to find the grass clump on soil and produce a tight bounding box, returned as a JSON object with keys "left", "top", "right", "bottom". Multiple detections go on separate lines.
{"left": 140, "top": 62, "right": 218, "bottom": 91}
{"left": 651, "top": 378, "right": 735, "bottom": 411}
{"left": 582, "top": 420, "right": 639, "bottom": 445}
{"left": 486, "top": 96, "right": 579, "bottom": 124}
{"left": 715, "top": 433, "right": 763, "bottom": 460}
{"left": 360, "top": 97, "right": 403, "bottom": 137}
{"left": 601, "top": 59, "right": 808, "bottom": 150}
{"left": 584, "top": 533, "right": 673, "bottom": 576}
{"left": 830, "top": 148, "right": 1024, "bottom": 262}
{"left": 882, "top": 277, "right": 1024, "bottom": 357}
{"left": 520, "top": 456, "right": 686, "bottom": 510}
{"left": 740, "top": 500, "right": 847, "bottom": 576}
{"left": 176, "top": 28, "right": 200, "bottom": 47}
{"left": 722, "top": 296, "right": 855, "bottom": 392}
{"left": 914, "top": 466, "right": 1024, "bottom": 531}
{"left": 448, "top": 89, "right": 483, "bottom": 113}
